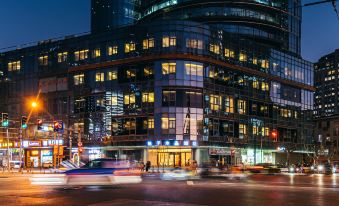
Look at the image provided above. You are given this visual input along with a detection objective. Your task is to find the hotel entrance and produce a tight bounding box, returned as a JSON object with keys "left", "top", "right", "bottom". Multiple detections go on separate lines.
{"left": 148, "top": 147, "right": 192, "bottom": 167}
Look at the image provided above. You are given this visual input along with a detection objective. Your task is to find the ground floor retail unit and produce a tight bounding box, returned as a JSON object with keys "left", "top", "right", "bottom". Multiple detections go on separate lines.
{"left": 77, "top": 146, "right": 313, "bottom": 167}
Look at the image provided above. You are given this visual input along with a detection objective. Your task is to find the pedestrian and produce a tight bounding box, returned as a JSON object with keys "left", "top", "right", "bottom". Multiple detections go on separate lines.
{"left": 146, "top": 161, "right": 151, "bottom": 172}
{"left": 140, "top": 161, "right": 145, "bottom": 172}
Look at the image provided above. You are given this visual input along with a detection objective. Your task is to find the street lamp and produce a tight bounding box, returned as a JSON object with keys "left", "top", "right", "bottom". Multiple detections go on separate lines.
{"left": 31, "top": 101, "right": 38, "bottom": 109}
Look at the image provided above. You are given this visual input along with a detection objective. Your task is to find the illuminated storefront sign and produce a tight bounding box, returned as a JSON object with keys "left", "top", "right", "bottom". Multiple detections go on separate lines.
{"left": 146, "top": 140, "right": 197, "bottom": 147}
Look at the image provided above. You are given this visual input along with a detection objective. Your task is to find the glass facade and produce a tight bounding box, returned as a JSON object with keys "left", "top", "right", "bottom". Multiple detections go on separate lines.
{"left": 0, "top": 0, "right": 313, "bottom": 166}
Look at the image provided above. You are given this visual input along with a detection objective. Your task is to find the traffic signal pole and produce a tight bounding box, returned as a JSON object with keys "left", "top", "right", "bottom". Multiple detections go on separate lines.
{"left": 6, "top": 127, "right": 10, "bottom": 172}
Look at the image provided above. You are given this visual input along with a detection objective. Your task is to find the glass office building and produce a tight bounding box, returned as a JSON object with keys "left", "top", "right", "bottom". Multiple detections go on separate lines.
{"left": 0, "top": 0, "right": 314, "bottom": 166}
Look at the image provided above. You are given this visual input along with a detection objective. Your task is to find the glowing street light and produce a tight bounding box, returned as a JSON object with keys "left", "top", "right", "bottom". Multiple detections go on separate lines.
{"left": 31, "top": 101, "right": 38, "bottom": 108}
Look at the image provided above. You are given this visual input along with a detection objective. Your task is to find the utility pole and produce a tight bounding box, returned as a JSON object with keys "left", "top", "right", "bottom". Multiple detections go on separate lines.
{"left": 19, "top": 129, "right": 23, "bottom": 172}
{"left": 53, "top": 131, "right": 57, "bottom": 170}
{"left": 69, "top": 130, "right": 72, "bottom": 163}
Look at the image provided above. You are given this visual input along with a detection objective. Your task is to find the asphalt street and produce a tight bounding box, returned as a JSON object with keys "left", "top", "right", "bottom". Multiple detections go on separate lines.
{"left": 0, "top": 174, "right": 338, "bottom": 206}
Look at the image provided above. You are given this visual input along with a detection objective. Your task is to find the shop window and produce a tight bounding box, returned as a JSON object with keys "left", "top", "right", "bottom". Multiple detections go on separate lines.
{"left": 225, "top": 48, "right": 235, "bottom": 58}
{"left": 39, "top": 55, "right": 48, "bottom": 66}
{"left": 124, "top": 94, "right": 136, "bottom": 105}
{"left": 95, "top": 72, "right": 105, "bottom": 82}
{"left": 225, "top": 96, "right": 234, "bottom": 113}
{"left": 125, "top": 42, "right": 135, "bottom": 53}
{"left": 186, "top": 39, "right": 203, "bottom": 49}
{"left": 74, "top": 49, "right": 89, "bottom": 61}
{"left": 142, "top": 92, "right": 154, "bottom": 103}
{"left": 107, "top": 46, "right": 118, "bottom": 55}
{"left": 107, "top": 70, "right": 117, "bottom": 80}
{"left": 209, "top": 44, "right": 220, "bottom": 54}
{"left": 57, "top": 52, "right": 68, "bottom": 63}
{"left": 185, "top": 63, "right": 203, "bottom": 77}
{"left": 238, "top": 99, "right": 247, "bottom": 114}
{"left": 8, "top": 61, "right": 21, "bottom": 71}
{"left": 210, "top": 94, "right": 221, "bottom": 111}
{"left": 162, "top": 36, "right": 176, "bottom": 47}
{"left": 74, "top": 74, "right": 84, "bottom": 85}
{"left": 162, "top": 62, "right": 176, "bottom": 75}
{"left": 143, "top": 38, "right": 155, "bottom": 49}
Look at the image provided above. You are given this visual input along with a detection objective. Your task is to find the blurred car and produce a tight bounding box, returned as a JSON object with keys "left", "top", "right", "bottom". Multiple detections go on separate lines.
{"left": 246, "top": 164, "right": 281, "bottom": 174}
{"left": 64, "top": 158, "right": 142, "bottom": 185}
{"left": 9, "top": 161, "right": 21, "bottom": 169}
{"left": 160, "top": 168, "right": 194, "bottom": 181}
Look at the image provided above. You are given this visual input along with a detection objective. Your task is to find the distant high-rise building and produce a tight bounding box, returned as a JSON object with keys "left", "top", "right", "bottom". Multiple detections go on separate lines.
{"left": 314, "top": 49, "right": 339, "bottom": 157}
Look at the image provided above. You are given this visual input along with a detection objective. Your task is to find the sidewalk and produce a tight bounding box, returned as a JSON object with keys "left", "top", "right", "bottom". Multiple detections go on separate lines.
{"left": 0, "top": 168, "right": 63, "bottom": 176}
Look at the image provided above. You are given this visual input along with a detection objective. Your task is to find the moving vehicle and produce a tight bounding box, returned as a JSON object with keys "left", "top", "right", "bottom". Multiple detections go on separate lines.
{"left": 64, "top": 159, "right": 142, "bottom": 185}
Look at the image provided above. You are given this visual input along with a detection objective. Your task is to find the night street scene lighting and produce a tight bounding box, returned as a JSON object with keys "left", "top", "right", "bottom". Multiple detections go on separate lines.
{"left": 0, "top": 0, "right": 339, "bottom": 205}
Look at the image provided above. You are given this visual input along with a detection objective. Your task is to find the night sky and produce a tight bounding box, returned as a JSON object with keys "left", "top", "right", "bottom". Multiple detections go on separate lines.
{"left": 0, "top": 0, "right": 338, "bottom": 62}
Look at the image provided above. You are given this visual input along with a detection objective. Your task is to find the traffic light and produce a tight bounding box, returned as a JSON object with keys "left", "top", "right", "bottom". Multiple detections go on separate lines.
{"left": 21, "top": 116, "right": 28, "bottom": 129}
{"left": 53, "top": 120, "right": 64, "bottom": 132}
{"left": 1, "top": 113, "right": 9, "bottom": 127}
{"left": 37, "top": 119, "right": 43, "bottom": 130}
{"left": 78, "top": 147, "right": 83, "bottom": 154}
{"left": 271, "top": 130, "right": 278, "bottom": 141}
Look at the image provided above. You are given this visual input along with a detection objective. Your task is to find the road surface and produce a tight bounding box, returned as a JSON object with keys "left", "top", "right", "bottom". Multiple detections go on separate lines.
{"left": 0, "top": 173, "right": 338, "bottom": 206}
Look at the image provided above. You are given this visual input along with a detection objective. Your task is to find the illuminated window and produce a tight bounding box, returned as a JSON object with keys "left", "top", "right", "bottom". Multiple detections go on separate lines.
{"left": 74, "top": 74, "right": 84, "bottom": 85}
{"left": 93, "top": 48, "right": 101, "bottom": 58}
{"left": 144, "top": 67, "right": 153, "bottom": 76}
{"left": 209, "top": 44, "right": 220, "bottom": 54}
{"left": 252, "top": 79, "right": 259, "bottom": 89}
{"left": 161, "top": 117, "right": 176, "bottom": 129}
{"left": 237, "top": 99, "right": 247, "bottom": 114}
{"left": 185, "top": 63, "right": 203, "bottom": 77}
{"left": 107, "top": 46, "right": 118, "bottom": 55}
{"left": 162, "top": 36, "right": 176, "bottom": 47}
{"left": 124, "top": 94, "right": 136, "bottom": 105}
{"left": 261, "top": 59, "right": 269, "bottom": 69}
{"left": 252, "top": 57, "right": 258, "bottom": 65}
{"left": 210, "top": 94, "right": 221, "bottom": 111}
{"left": 125, "top": 120, "right": 136, "bottom": 130}
{"left": 148, "top": 118, "right": 154, "bottom": 129}
{"left": 107, "top": 71, "right": 117, "bottom": 80}
{"left": 252, "top": 126, "right": 259, "bottom": 135}
{"left": 261, "top": 82, "right": 269, "bottom": 91}
{"left": 262, "top": 127, "right": 270, "bottom": 136}
{"left": 142, "top": 92, "right": 154, "bottom": 103}
{"left": 126, "top": 69, "right": 136, "bottom": 78}
{"left": 8, "top": 61, "right": 21, "bottom": 71}
{"left": 95, "top": 72, "right": 105, "bottom": 82}
{"left": 239, "top": 52, "right": 247, "bottom": 62}
{"left": 143, "top": 38, "right": 155, "bottom": 49}
{"left": 186, "top": 39, "right": 203, "bottom": 49}
{"left": 74, "top": 49, "right": 89, "bottom": 61}
{"left": 280, "top": 108, "right": 292, "bottom": 118}
{"left": 57, "top": 52, "right": 68, "bottom": 63}
{"left": 260, "top": 106, "right": 269, "bottom": 115}
{"left": 225, "top": 48, "right": 235, "bottom": 58}
{"left": 39, "top": 55, "right": 48, "bottom": 66}
{"left": 239, "top": 124, "right": 247, "bottom": 139}
{"left": 162, "top": 62, "right": 176, "bottom": 75}
{"left": 225, "top": 96, "right": 234, "bottom": 113}
{"left": 111, "top": 96, "right": 118, "bottom": 106}
{"left": 124, "top": 42, "right": 135, "bottom": 53}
